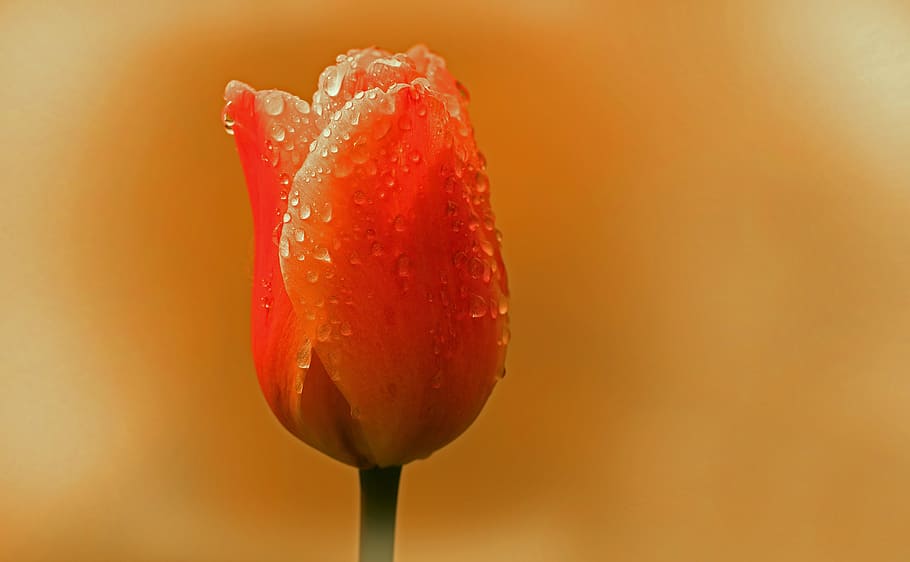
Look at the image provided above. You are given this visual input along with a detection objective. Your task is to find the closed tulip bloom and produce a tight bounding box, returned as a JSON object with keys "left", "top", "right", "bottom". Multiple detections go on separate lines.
{"left": 223, "top": 45, "right": 510, "bottom": 469}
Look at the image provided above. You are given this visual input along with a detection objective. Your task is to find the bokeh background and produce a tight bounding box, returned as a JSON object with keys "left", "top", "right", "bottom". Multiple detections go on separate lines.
{"left": 3, "top": 1, "right": 910, "bottom": 560}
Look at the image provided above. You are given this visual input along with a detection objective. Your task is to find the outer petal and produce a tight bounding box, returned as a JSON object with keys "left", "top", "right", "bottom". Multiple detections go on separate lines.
{"left": 224, "top": 81, "right": 375, "bottom": 467}
{"left": 280, "top": 80, "right": 510, "bottom": 467}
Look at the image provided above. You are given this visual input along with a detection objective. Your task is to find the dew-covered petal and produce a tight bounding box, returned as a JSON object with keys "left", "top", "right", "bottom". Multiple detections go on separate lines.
{"left": 280, "top": 82, "right": 509, "bottom": 466}
{"left": 224, "top": 79, "right": 374, "bottom": 466}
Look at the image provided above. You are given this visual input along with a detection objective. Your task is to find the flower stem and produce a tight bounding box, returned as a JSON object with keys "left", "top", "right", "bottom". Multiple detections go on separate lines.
{"left": 359, "top": 465, "right": 402, "bottom": 562}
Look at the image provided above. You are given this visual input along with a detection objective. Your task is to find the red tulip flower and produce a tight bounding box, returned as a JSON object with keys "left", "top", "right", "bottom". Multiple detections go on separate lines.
{"left": 222, "top": 45, "right": 510, "bottom": 561}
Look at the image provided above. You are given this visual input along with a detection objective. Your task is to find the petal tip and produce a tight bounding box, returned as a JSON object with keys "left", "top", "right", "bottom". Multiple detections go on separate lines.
{"left": 224, "top": 79, "right": 254, "bottom": 102}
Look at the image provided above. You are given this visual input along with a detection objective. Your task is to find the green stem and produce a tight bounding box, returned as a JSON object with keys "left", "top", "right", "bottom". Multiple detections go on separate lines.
{"left": 359, "top": 465, "right": 402, "bottom": 562}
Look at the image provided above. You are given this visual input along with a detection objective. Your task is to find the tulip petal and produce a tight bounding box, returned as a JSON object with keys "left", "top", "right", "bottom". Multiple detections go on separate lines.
{"left": 280, "top": 79, "right": 509, "bottom": 466}
{"left": 224, "top": 80, "right": 376, "bottom": 467}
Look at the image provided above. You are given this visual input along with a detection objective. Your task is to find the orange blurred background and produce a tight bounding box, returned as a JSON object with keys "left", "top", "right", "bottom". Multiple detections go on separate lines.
{"left": 3, "top": 1, "right": 910, "bottom": 560}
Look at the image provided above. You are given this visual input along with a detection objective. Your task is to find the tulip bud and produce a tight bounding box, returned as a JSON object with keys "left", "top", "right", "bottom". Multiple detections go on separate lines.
{"left": 223, "top": 45, "right": 509, "bottom": 468}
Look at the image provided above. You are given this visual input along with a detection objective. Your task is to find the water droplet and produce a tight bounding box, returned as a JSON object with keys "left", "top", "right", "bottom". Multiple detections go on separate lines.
{"left": 416, "top": 105, "right": 427, "bottom": 117}
{"left": 468, "top": 257, "right": 484, "bottom": 279}
{"left": 483, "top": 216, "right": 495, "bottom": 231}
{"left": 377, "top": 92, "right": 397, "bottom": 114}
{"left": 295, "top": 99, "right": 310, "bottom": 114}
{"left": 294, "top": 374, "right": 304, "bottom": 394}
{"left": 268, "top": 146, "right": 280, "bottom": 167}
{"left": 222, "top": 102, "right": 235, "bottom": 135}
{"left": 409, "top": 151, "right": 421, "bottom": 163}
{"left": 470, "top": 294, "right": 487, "bottom": 318}
{"left": 317, "top": 324, "right": 332, "bottom": 342}
{"left": 498, "top": 294, "right": 510, "bottom": 315}
{"left": 322, "top": 127, "right": 332, "bottom": 138}
{"left": 270, "top": 124, "right": 286, "bottom": 142}
{"left": 282, "top": 212, "right": 291, "bottom": 223}
{"left": 300, "top": 204, "right": 311, "bottom": 220}
{"left": 294, "top": 229, "right": 305, "bottom": 242}
{"left": 456, "top": 80, "right": 471, "bottom": 101}
{"left": 307, "top": 270, "right": 319, "bottom": 283}
{"left": 263, "top": 92, "right": 285, "bottom": 115}
{"left": 325, "top": 67, "right": 343, "bottom": 97}
{"left": 353, "top": 191, "right": 367, "bottom": 205}
{"left": 321, "top": 202, "right": 333, "bottom": 223}
{"left": 351, "top": 139, "right": 369, "bottom": 164}
{"left": 290, "top": 193, "right": 300, "bottom": 207}
{"left": 446, "top": 96, "right": 462, "bottom": 118}
{"left": 272, "top": 223, "right": 282, "bottom": 246}
{"left": 373, "top": 117, "right": 391, "bottom": 139}
{"left": 279, "top": 238, "right": 290, "bottom": 258}
{"left": 396, "top": 254, "right": 410, "bottom": 277}
{"left": 313, "top": 245, "right": 331, "bottom": 262}
{"left": 370, "top": 242, "right": 384, "bottom": 256}
{"left": 475, "top": 173, "right": 489, "bottom": 193}
{"left": 340, "top": 322, "right": 353, "bottom": 336}
{"left": 393, "top": 215, "right": 405, "bottom": 232}
{"left": 297, "top": 338, "right": 312, "bottom": 369}
{"left": 349, "top": 252, "right": 362, "bottom": 265}
{"left": 480, "top": 239, "right": 494, "bottom": 256}
{"left": 500, "top": 325, "right": 511, "bottom": 345}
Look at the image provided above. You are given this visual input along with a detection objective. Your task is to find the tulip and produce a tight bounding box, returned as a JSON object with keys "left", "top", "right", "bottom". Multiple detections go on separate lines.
{"left": 222, "top": 45, "right": 510, "bottom": 561}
